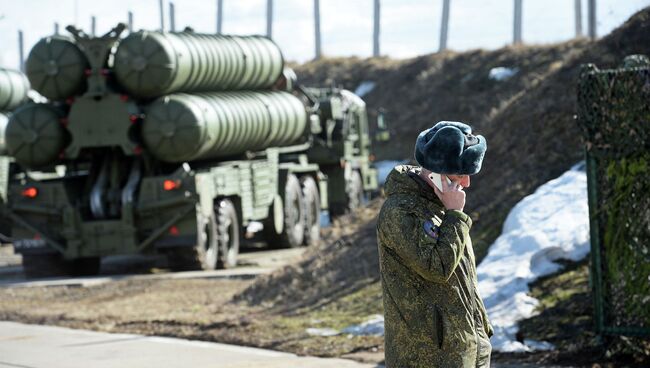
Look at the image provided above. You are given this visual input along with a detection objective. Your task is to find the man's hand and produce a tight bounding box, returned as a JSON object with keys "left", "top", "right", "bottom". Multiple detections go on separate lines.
{"left": 433, "top": 175, "right": 466, "bottom": 211}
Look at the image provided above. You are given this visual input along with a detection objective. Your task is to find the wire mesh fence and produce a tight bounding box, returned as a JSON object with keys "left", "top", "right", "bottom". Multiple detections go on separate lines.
{"left": 576, "top": 55, "right": 650, "bottom": 338}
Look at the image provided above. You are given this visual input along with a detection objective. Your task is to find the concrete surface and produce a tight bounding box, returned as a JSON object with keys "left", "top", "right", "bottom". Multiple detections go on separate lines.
{"left": 0, "top": 321, "right": 377, "bottom": 368}
{"left": 0, "top": 246, "right": 306, "bottom": 288}
{"left": 0, "top": 267, "right": 275, "bottom": 288}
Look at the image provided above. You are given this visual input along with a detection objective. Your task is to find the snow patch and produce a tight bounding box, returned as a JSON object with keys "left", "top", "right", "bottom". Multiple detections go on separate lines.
{"left": 354, "top": 81, "right": 376, "bottom": 97}
{"left": 488, "top": 67, "right": 519, "bottom": 81}
{"left": 342, "top": 314, "right": 385, "bottom": 336}
{"left": 375, "top": 160, "right": 407, "bottom": 186}
{"left": 306, "top": 328, "right": 340, "bottom": 337}
{"left": 306, "top": 315, "right": 385, "bottom": 337}
{"left": 478, "top": 163, "right": 590, "bottom": 352}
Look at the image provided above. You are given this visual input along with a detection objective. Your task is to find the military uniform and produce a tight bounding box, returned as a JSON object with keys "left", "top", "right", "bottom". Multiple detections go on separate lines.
{"left": 377, "top": 165, "right": 493, "bottom": 368}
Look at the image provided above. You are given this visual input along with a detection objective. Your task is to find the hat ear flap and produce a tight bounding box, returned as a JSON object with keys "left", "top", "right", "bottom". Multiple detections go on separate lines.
{"left": 460, "top": 135, "right": 487, "bottom": 175}
{"left": 425, "top": 126, "right": 465, "bottom": 173}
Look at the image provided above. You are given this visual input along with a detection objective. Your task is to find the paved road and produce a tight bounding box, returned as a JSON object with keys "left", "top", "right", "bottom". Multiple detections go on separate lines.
{"left": 0, "top": 246, "right": 306, "bottom": 288}
{"left": 0, "top": 322, "right": 378, "bottom": 368}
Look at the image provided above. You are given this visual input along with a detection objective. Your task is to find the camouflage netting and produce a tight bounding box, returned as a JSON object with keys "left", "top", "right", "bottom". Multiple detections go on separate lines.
{"left": 576, "top": 55, "right": 650, "bottom": 336}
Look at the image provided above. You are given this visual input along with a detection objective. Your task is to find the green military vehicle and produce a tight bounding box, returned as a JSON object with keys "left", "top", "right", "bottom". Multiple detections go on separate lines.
{"left": 2, "top": 24, "right": 381, "bottom": 277}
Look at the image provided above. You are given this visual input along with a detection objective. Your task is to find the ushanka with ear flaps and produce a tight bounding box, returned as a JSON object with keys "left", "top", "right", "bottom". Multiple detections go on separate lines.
{"left": 414, "top": 121, "right": 487, "bottom": 175}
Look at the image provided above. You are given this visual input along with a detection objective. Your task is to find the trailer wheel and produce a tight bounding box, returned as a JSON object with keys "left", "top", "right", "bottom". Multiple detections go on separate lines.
{"left": 301, "top": 176, "right": 321, "bottom": 246}
{"left": 216, "top": 199, "right": 240, "bottom": 269}
{"left": 22, "top": 254, "right": 68, "bottom": 278}
{"left": 22, "top": 254, "right": 101, "bottom": 278}
{"left": 70, "top": 257, "right": 101, "bottom": 276}
{"left": 347, "top": 170, "right": 365, "bottom": 212}
{"left": 167, "top": 212, "right": 218, "bottom": 271}
{"left": 266, "top": 174, "right": 305, "bottom": 248}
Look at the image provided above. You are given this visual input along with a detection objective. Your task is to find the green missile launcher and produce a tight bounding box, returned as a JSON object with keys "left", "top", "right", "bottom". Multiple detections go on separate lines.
{"left": 4, "top": 24, "right": 381, "bottom": 278}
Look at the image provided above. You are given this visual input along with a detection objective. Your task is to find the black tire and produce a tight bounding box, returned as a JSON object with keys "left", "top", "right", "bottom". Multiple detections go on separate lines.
{"left": 166, "top": 211, "right": 218, "bottom": 271}
{"left": 22, "top": 254, "right": 101, "bottom": 278}
{"left": 216, "top": 199, "right": 240, "bottom": 269}
{"left": 69, "top": 257, "right": 101, "bottom": 276}
{"left": 22, "top": 254, "right": 70, "bottom": 278}
{"left": 301, "top": 176, "right": 321, "bottom": 246}
{"left": 265, "top": 174, "right": 305, "bottom": 249}
{"left": 347, "top": 170, "right": 365, "bottom": 212}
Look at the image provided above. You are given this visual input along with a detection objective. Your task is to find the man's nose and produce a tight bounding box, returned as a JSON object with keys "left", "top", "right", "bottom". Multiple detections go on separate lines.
{"left": 461, "top": 176, "right": 470, "bottom": 188}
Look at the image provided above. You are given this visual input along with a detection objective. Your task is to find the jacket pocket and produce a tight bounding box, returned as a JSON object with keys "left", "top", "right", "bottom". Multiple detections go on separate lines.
{"left": 429, "top": 305, "right": 444, "bottom": 349}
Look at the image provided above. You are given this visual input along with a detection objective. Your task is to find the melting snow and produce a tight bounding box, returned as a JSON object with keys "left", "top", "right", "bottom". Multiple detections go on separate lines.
{"left": 354, "top": 81, "right": 376, "bottom": 97}
{"left": 375, "top": 160, "right": 407, "bottom": 186}
{"left": 488, "top": 67, "right": 519, "bottom": 81}
{"left": 477, "top": 163, "right": 590, "bottom": 352}
{"left": 342, "top": 314, "right": 385, "bottom": 336}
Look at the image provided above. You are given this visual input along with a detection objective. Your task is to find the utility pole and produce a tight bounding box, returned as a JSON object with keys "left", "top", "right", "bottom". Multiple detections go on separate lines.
{"left": 159, "top": 0, "right": 165, "bottom": 32}
{"left": 217, "top": 0, "right": 223, "bottom": 34}
{"left": 128, "top": 11, "right": 134, "bottom": 32}
{"left": 314, "top": 0, "right": 321, "bottom": 59}
{"left": 373, "top": 0, "right": 380, "bottom": 57}
{"left": 439, "top": 0, "right": 450, "bottom": 52}
{"left": 513, "top": 0, "right": 523, "bottom": 45}
{"left": 574, "top": 0, "right": 583, "bottom": 37}
{"left": 91, "top": 16, "right": 96, "bottom": 36}
{"left": 588, "top": 0, "right": 596, "bottom": 39}
{"left": 169, "top": 2, "right": 176, "bottom": 32}
{"left": 54, "top": 22, "right": 60, "bottom": 35}
{"left": 266, "top": 0, "right": 273, "bottom": 38}
{"left": 18, "top": 30, "right": 24, "bottom": 72}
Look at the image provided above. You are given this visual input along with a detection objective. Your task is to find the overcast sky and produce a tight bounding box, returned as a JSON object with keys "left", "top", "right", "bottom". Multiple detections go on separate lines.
{"left": 0, "top": 0, "right": 648, "bottom": 70}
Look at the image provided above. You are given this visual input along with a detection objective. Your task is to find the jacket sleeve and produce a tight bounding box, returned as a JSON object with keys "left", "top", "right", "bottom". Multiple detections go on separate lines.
{"left": 378, "top": 203, "right": 472, "bottom": 283}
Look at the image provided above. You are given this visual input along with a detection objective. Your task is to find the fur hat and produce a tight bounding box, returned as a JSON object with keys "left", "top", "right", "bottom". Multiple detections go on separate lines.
{"left": 414, "top": 121, "right": 487, "bottom": 175}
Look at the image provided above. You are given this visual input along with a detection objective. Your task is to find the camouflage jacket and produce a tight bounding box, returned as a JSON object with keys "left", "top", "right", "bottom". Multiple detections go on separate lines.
{"left": 377, "top": 165, "right": 493, "bottom": 368}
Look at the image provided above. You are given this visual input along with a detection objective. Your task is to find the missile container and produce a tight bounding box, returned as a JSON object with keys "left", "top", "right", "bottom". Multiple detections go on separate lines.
{"left": 25, "top": 36, "right": 88, "bottom": 101}
{"left": 114, "top": 32, "right": 283, "bottom": 98}
{"left": 0, "top": 68, "right": 30, "bottom": 111}
{"left": 142, "top": 91, "right": 307, "bottom": 162}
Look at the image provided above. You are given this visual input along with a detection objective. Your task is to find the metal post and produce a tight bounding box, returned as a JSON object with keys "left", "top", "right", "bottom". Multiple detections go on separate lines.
{"left": 18, "top": 30, "right": 24, "bottom": 72}
{"left": 169, "top": 2, "right": 176, "bottom": 32}
{"left": 574, "top": 0, "right": 583, "bottom": 37}
{"left": 439, "top": 0, "right": 450, "bottom": 52}
{"left": 373, "top": 0, "right": 380, "bottom": 57}
{"left": 91, "top": 16, "right": 96, "bottom": 36}
{"left": 159, "top": 0, "right": 165, "bottom": 32}
{"left": 128, "top": 11, "right": 134, "bottom": 32}
{"left": 513, "top": 0, "right": 522, "bottom": 45}
{"left": 266, "top": 0, "right": 273, "bottom": 38}
{"left": 588, "top": 0, "right": 596, "bottom": 39}
{"left": 54, "top": 22, "right": 60, "bottom": 35}
{"left": 314, "top": 0, "right": 322, "bottom": 59}
{"left": 216, "top": 0, "right": 223, "bottom": 34}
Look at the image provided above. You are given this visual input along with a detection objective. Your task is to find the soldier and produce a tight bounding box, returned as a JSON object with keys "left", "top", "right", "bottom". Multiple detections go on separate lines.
{"left": 377, "top": 121, "right": 493, "bottom": 367}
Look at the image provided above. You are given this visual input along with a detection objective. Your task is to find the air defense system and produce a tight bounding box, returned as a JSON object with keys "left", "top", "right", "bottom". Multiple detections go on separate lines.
{"left": 2, "top": 24, "right": 382, "bottom": 277}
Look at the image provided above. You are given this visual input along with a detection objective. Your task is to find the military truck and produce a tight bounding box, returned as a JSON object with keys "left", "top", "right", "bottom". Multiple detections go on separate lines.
{"left": 2, "top": 24, "right": 381, "bottom": 277}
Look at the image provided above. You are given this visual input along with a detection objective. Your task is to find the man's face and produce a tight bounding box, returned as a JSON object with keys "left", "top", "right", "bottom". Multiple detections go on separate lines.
{"left": 447, "top": 174, "right": 470, "bottom": 189}
{"left": 419, "top": 168, "right": 471, "bottom": 190}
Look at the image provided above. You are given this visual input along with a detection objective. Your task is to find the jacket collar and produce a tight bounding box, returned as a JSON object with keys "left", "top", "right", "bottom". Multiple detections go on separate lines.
{"left": 384, "top": 165, "right": 442, "bottom": 205}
